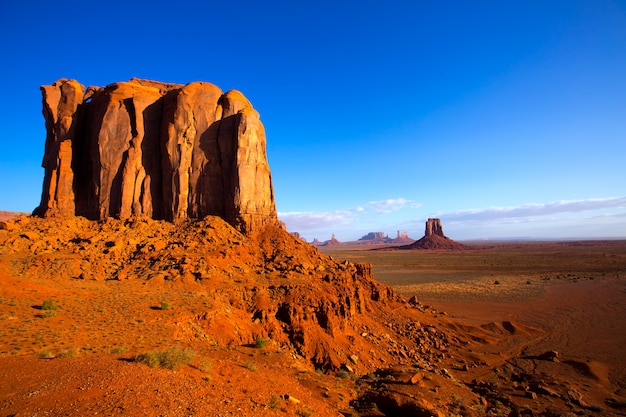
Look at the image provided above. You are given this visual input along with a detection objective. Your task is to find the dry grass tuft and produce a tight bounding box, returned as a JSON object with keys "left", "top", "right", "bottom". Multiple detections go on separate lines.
{"left": 135, "top": 346, "right": 196, "bottom": 370}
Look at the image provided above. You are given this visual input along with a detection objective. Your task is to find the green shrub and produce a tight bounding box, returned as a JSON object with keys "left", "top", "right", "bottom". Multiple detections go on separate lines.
{"left": 255, "top": 336, "right": 268, "bottom": 349}
{"left": 41, "top": 300, "right": 58, "bottom": 310}
{"left": 41, "top": 310, "right": 57, "bottom": 318}
{"left": 58, "top": 347, "right": 78, "bottom": 358}
{"left": 336, "top": 370, "right": 350, "bottom": 379}
{"left": 135, "top": 346, "right": 196, "bottom": 370}
{"left": 268, "top": 395, "right": 282, "bottom": 409}
{"left": 160, "top": 301, "right": 171, "bottom": 310}
{"left": 37, "top": 349, "right": 54, "bottom": 359}
{"left": 244, "top": 361, "right": 257, "bottom": 372}
{"left": 111, "top": 346, "right": 127, "bottom": 354}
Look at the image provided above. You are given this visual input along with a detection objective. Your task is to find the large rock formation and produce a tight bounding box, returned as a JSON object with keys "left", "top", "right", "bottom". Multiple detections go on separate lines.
{"left": 425, "top": 218, "right": 444, "bottom": 237}
{"left": 34, "top": 78, "right": 277, "bottom": 233}
{"left": 399, "top": 218, "right": 464, "bottom": 250}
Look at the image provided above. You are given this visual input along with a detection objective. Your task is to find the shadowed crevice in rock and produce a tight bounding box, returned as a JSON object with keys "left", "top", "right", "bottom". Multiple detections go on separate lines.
{"left": 35, "top": 78, "right": 278, "bottom": 233}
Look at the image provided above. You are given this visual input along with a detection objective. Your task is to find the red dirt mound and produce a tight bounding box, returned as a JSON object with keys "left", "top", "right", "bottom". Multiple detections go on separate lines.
{"left": 398, "top": 234, "right": 465, "bottom": 250}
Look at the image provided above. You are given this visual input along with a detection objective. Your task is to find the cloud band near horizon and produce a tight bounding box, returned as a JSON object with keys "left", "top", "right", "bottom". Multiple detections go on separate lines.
{"left": 278, "top": 196, "right": 626, "bottom": 234}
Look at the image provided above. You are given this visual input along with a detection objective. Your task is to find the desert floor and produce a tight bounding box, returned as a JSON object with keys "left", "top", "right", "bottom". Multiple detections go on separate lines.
{"left": 321, "top": 240, "right": 626, "bottom": 397}
{"left": 2, "top": 228, "right": 625, "bottom": 416}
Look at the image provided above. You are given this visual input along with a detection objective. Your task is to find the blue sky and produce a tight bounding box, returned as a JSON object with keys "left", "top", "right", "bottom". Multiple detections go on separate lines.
{"left": 1, "top": 1, "right": 625, "bottom": 240}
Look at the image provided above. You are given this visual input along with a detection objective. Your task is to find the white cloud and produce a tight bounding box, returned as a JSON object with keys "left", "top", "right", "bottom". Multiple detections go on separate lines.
{"left": 279, "top": 197, "right": 422, "bottom": 232}
{"left": 278, "top": 210, "right": 356, "bottom": 230}
{"left": 439, "top": 197, "right": 626, "bottom": 223}
{"left": 365, "top": 198, "right": 421, "bottom": 214}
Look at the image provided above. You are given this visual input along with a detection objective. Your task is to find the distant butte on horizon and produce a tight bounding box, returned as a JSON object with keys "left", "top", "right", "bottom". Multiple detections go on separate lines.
{"left": 398, "top": 218, "right": 465, "bottom": 250}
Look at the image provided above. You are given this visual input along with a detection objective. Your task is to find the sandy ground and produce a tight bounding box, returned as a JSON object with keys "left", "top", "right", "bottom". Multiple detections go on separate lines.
{"left": 2, "top": 218, "right": 626, "bottom": 416}
{"left": 429, "top": 278, "right": 626, "bottom": 388}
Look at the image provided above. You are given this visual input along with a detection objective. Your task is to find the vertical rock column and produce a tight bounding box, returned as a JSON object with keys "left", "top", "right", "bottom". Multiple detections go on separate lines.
{"left": 161, "top": 82, "right": 224, "bottom": 221}
{"left": 219, "top": 90, "right": 277, "bottom": 233}
{"left": 35, "top": 79, "right": 85, "bottom": 217}
{"left": 425, "top": 218, "right": 444, "bottom": 237}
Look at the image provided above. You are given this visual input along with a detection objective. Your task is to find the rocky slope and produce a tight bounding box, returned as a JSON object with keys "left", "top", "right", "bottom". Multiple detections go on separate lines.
{"left": 35, "top": 78, "right": 276, "bottom": 233}
{"left": 3, "top": 215, "right": 618, "bottom": 416}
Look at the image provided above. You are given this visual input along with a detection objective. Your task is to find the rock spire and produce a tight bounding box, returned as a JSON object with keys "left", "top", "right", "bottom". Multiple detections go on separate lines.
{"left": 425, "top": 218, "right": 444, "bottom": 237}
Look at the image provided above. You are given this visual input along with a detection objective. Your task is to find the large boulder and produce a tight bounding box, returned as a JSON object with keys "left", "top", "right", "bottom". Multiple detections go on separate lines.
{"left": 35, "top": 78, "right": 277, "bottom": 233}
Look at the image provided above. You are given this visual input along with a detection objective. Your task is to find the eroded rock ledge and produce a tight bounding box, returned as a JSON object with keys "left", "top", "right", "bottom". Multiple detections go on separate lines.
{"left": 35, "top": 78, "right": 277, "bottom": 233}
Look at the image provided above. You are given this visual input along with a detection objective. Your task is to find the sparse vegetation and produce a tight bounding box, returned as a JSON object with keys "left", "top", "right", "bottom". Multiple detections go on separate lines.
{"left": 255, "top": 336, "right": 268, "bottom": 349}
{"left": 111, "top": 346, "right": 127, "bottom": 354}
{"left": 197, "top": 357, "right": 212, "bottom": 373}
{"left": 336, "top": 370, "right": 350, "bottom": 379}
{"left": 40, "top": 299, "right": 59, "bottom": 318}
{"left": 244, "top": 361, "right": 257, "bottom": 372}
{"left": 268, "top": 394, "right": 282, "bottom": 409}
{"left": 58, "top": 347, "right": 78, "bottom": 358}
{"left": 296, "top": 408, "right": 313, "bottom": 417}
{"left": 135, "top": 346, "right": 196, "bottom": 370}
{"left": 37, "top": 349, "right": 54, "bottom": 359}
{"left": 160, "top": 301, "right": 171, "bottom": 310}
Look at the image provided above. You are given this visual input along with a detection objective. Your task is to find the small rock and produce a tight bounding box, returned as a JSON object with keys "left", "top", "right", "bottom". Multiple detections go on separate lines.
{"left": 538, "top": 351, "right": 560, "bottom": 362}
{"left": 409, "top": 372, "right": 424, "bottom": 385}
{"left": 284, "top": 394, "right": 300, "bottom": 404}
{"left": 526, "top": 391, "right": 537, "bottom": 399}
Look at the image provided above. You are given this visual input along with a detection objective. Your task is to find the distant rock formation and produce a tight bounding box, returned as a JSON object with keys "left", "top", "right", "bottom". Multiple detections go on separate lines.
{"left": 395, "top": 230, "right": 414, "bottom": 244}
{"left": 425, "top": 218, "right": 444, "bottom": 237}
{"left": 400, "top": 218, "right": 464, "bottom": 250}
{"left": 323, "top": 233, "right": 342, "bottom": 246}
{"left": 358, "top": 232, "right": 388, "bottom": 242}
{"left": 34, "top": 78, "right": 277, "bottom": 233}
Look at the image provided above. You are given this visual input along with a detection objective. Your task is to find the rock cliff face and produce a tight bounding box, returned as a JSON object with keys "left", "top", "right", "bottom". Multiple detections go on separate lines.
{"left": 425, "top": 218, "right": 444, "bottom": 237}
{"left": 35, "top": 78, "right": 277, "bottom": 233}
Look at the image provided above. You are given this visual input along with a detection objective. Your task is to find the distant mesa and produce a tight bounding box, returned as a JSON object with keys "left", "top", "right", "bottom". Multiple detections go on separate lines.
{"left": 399, "top": 218, "right": 464, "bottom": 250}
{"left": 359, "top": 232, "right": 387, "bottom": 242}
{"left": 311, "top": 230, "right": 414, "bottom": 246}
{"left": 34, "top": 78, "right": 277, "bottom": 234}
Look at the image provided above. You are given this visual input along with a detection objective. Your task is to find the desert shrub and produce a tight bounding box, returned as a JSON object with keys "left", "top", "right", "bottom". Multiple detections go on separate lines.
{"left": 41, "top": 300, "right": 58, "bottom": 310}
{"left": 135, "top": 346, "right": 196, "bottom": 370}
{"left": 244, "top": 361, "right": 257, "bottom": 372}
{"left": 336, "top": 370, "right": 350, "bottom": 379}
{"left": 160, "top": 301, "right": 171, "bottom": 310}
{"left": 268, "top": 395, "right": 282, "bottom": 409}
{"left": 58, "top": 347, "right": 78, "bottom": 358}
{"left": 37, "top": 349, "right": 54, "bottom": 359}
{"left": 111, "top": 346, "right": 127, "bottom": 354}
{"left": 296, "top": 408, "right": 313, "bottom": 417}
{"left": 197, "top": 357, "right": 212, "bottom": 373}
{"left": 41, "top": 310, "right": 57, "bottom": 318}
{"left": 255, "top": 336, "right": 268, "bottom": 349}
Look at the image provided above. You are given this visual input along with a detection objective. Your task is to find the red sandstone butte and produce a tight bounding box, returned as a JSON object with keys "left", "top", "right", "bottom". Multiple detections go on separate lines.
{"left": 34, "top": 78, "right": 277, "bottom": 233}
